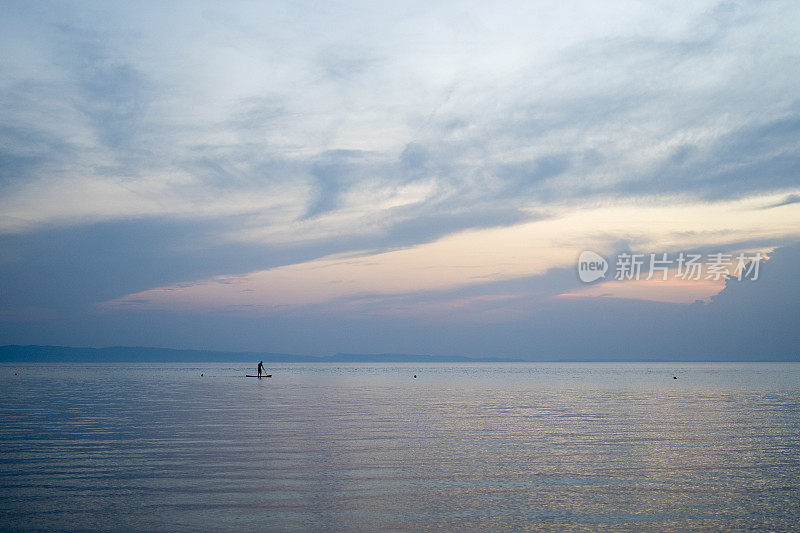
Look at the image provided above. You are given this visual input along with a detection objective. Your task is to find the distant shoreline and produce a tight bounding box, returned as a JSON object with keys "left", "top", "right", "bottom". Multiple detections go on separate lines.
{"left": 0, "top": 345, "right": 522, "bottom": 364}
{"left": 1, "top": 345, "right": 798, "bottom": 363}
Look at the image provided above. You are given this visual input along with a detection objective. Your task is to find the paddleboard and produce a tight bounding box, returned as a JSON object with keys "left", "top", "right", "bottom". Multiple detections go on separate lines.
{"left": 246, "top": 375, "right": 272, "bottom": 378}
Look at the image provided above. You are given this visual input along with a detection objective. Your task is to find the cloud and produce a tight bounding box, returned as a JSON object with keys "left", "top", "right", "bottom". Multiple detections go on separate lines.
{"left": 613, "top": 116, "right": 800, "bottom": 200}
{"left": 104, "top": 193, "right": 800, "bottom": 312}
{"left": 762, "top": 193, "right": 800, "bottom": 210}
{"left": 2, "top": 1, "right": 800, "bottom": 355}
{"left": 3, "top": 242, "right": 796, "bottom": 360}
{"left": 3, "top": 0, "right": 800, "bottom": 237}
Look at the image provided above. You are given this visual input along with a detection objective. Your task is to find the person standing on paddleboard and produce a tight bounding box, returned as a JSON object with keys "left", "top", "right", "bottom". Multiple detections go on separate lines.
{"left": 257, "top": 361, "right": 265, "bottom": 378}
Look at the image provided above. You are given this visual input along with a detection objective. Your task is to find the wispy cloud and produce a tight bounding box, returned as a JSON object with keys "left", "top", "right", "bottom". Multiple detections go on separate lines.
{"left": 2, "top": 1, "right": 800, "bottom": 354}
{"left": 3, "top": 1, "right": 800, "bottom": 240}
{"left": 105, "top": 193, "right": 800, "bottom": 312}
{"left": 762, "top": 194, "right": 800, "bottom": 210}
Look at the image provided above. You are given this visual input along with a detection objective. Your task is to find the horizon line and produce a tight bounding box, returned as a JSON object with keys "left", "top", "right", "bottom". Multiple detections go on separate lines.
{"left": 1, "top": 345, "right": 798, "bottom": 363}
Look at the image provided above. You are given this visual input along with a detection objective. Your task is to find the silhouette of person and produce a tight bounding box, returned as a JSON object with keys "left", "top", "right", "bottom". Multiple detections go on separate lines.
{"left": 257, "top": 361, "right": 264, "bottom": 378}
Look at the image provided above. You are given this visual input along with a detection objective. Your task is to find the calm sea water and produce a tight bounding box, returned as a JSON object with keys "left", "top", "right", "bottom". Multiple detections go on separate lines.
{"left": 1, "top": 363, "right": 799, "bottom": 531}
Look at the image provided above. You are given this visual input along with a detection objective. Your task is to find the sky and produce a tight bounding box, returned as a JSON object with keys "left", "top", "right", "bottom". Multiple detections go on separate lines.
{"left": 1, "top": 0, "right": 799, "bottom": 359}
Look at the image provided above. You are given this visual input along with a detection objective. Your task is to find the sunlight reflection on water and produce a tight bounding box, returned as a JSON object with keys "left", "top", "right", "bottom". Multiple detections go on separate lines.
{"left": 1, "top": 363, "right": 799, "bottom": 531}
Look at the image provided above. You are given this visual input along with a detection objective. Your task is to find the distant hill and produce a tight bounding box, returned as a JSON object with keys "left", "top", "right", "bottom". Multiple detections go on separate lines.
{"left": 328, "top": 353, "right": 520, "bottom": 363}
{"left": 0, "top": 345, "right": 522, "bottom": 363}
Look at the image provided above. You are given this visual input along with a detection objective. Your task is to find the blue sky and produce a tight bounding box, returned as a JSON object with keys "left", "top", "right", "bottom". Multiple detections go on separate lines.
{"left": 1, "top": 1, "right": 799, "bottom": 358}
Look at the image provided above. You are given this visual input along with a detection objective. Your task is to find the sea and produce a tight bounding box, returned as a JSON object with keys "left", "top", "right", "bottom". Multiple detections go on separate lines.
{"left": 1, "top": 362, "right": 799, "bottom": 531}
